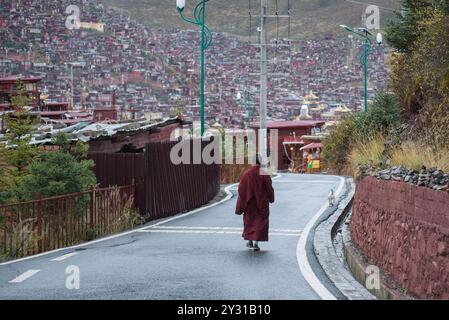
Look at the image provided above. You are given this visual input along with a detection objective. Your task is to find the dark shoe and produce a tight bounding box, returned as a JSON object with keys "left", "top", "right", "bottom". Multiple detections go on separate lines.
{"left": 246, "top": 241, "right": 253, "bottom": 249}
{"left": 253, "top": 243, "right": 260, "bottom": 251}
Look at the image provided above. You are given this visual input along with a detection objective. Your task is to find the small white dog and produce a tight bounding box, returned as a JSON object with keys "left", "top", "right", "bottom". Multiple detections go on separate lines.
{"left": 328, "top": 189, "right": 336, "bottom": 207}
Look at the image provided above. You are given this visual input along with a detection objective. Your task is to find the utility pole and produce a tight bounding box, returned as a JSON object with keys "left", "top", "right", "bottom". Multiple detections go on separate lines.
{"left": 70, "top": 64, "right": 74, "bottom": 110}
{"left": 28, "top": 43, "right": 32, "bottom": 62}
{"left": 259, "top": 0, "right": 268, "bottom": 166}
{"left": 67, "top": 62, "right": 82, "bottom": 110}
{"left": 3, "top": 48, "right": 8, "bottom": 77}
{"left": 249, "top": 0, "right": 291, "bottom": 168}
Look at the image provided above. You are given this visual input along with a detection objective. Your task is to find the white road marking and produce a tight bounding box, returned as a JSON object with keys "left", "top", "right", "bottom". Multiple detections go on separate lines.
{"left": 8, "top": 270, "right": 40, "bottom": 283}
{"left": 296, "top": 176, "right": 345, "bottom": 300}
{"left": 147, "top": 174, "right": 282, "bottom": 229}
{"left": 138, "top": 229, "right": 243, "bottom": 234}
{"left": 0, "top": 180, "right": 242, "bottom": 267}
{"left": 0, "top": 171, "right": 337, "bottom": 278}
{"left": 139, "top": 225, "right": 302, "bottom": 236}
{"left": 1, "top": 173, "right": 342, "bottom": 297}
{"left": 51, "top": 252, "right": 79, "bottom": 262}
{"left": 273, "top": 180, "right": 340, "bottom": 184}
{"left": 138, "top": 229, "right": 301, "bottom": 237}
{"left": 227, "top": 179, "right": 338, "bottom": 190}
{"left": 144, "top": 182, "right": 240, "bottom": 228}
{"left": 142, "top": 225, "right": 302, "bottom": 233}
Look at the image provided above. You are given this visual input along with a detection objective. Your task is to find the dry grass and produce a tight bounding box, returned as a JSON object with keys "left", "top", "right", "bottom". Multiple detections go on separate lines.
{"left": 220, "top": 163, "right": 251, "bottom": 184}
{"left": 0, "top": 189, "right": 144, "bottom": 261}
{"left": 391, "top": 141, "right": 449, "bottom": 172}
{"left": 348, "top": 135, "right": 386, "bottom": 177}
{"left": 112, "top": 195, "right": 144, "bottom": 232}
{"left": 1, "top": 217, "right": 41, "bottom": 259}
{"left": 347, "top": 136, "right": 449, "bottom": 178}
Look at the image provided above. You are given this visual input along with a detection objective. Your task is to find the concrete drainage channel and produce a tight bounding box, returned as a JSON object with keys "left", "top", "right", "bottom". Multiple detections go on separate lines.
{"left": 313, "top": 178, "right": 376, "bottom": 300}
{"left": 313, "top": 178, "right": 415, "bottom": 300}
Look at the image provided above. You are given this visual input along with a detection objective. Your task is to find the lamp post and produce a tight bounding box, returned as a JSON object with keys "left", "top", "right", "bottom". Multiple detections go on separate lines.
{"left": 340, "top": 25, "right": 382, "bottom": 112}
{"left": 177, "top": 0, "right": 213, "bottom": 137}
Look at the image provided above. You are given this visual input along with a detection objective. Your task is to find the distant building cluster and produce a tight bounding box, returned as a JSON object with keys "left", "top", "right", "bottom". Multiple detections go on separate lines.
{"left": 0, "top": 0, "right": 390, "bottom": 130}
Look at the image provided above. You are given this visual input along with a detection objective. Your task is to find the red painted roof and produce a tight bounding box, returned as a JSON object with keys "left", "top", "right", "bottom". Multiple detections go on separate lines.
{"left": 39, "top": 111, "right": 67, "bottom": 116}
{"left": 251, "top": 120, "right": 325, "bottom": 129}
{"left": 36, "top": 111, "right": 92, "bottom": 117}
{"left": 283, "top": 137, "right": 304, "bottom": 144}
{"left": 283, "top": 136, "right": 304, "bottom": 144}
{"left": 44, "top": 102, "right": 69, "bottom": 106}
{"left": 94, "top": 108, "right": 118, "bottom": 111}
{"left": 0, "top": 75, "right": 42, "bottom": 83}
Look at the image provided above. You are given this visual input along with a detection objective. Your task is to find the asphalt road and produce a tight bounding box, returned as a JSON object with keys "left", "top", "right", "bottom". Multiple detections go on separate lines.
{"left": 0, "top": 174, "right": 343, "bottom": 300}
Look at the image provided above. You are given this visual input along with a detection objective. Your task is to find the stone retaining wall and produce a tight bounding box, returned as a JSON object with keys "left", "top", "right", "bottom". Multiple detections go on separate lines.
{"left": 351, "top": 177, "right": 449, "bottom": 299}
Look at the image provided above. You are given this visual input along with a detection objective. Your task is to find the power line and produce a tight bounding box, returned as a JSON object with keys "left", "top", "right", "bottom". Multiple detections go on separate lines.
{"left": 343, "top": 0, "right": 397, "bottom": 13}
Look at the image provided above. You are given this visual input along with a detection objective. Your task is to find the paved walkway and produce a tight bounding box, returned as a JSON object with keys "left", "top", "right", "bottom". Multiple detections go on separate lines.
{"left": 0, "top": 174, "right": 343, "bottom": 299}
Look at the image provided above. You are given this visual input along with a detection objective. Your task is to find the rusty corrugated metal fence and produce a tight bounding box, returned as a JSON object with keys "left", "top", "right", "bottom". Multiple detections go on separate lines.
{"left": 89, "top": 153, "right": 145, "bottom": 217}
{"left": 90, "top": 139, "right": 220, "bottom": 221}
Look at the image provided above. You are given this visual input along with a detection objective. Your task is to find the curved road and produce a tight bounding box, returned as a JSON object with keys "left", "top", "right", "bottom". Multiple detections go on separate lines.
{"left": 0, "top": 174, "right": 344, "bottom": 300}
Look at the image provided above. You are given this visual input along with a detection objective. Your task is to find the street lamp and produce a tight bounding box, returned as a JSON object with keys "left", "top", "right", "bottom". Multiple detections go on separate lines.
{"left": 340, "top": 25, "right": 382, "bottom": 112}
{"left": 176, "top": 0, "right": 186, "bottom": 11}
{"left": 177, "top": 0, "right": 213, "bottom": 137}
{"left": 376, "top": 33, "right": 383, "bottom": 45}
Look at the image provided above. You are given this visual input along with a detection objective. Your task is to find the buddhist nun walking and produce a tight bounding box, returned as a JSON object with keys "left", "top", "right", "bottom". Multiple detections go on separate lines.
{"left": 235, "top": 156, "right": 275, "bottom": 251}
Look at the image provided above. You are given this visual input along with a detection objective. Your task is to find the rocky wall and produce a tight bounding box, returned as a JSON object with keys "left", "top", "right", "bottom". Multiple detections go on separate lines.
{"left": 351, "top": 177, "right": 449, "bottom": 299}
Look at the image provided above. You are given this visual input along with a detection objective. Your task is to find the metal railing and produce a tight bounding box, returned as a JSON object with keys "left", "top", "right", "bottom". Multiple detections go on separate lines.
{"left": 0, "top": 183, "right": 135, "bottom": 259}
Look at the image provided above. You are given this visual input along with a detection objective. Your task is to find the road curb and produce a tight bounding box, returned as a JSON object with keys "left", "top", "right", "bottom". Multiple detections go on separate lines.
{"left": 313, "top": 178, "right": 376, "bottom": 300}
{"left": 296, "top": 176, "right": 345, "bottom": 300}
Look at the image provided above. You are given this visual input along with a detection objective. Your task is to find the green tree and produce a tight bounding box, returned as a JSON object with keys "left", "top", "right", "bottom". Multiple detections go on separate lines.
{"left": 387, "top": 1, "right": 449, "bottom": 148}
{"left": 352, "top": 93, "right": 401, "bottom": 138}
{"left": 0, "top": 165, "right": 10, "bottom": 204}
{"left": 51, "top": 132, "right": 89, "bottom": 161}
{"left": 322, "top": 116, "right": 355, "bottom": 174}
{"left": 2, "top": 81, "right": 39, "bottom": 173}
{"left": 386, "top": 0, "right": 434, "bottom": 53}
{"left": 72, "top": 141, "right": 90, "bottom": 161}
{"left": 322, "top": 92, "right": 401, "bottom": 173}
{"left": 51, "top": 132, "right": 71, "bottom": 154}
{"left": 0, "top": 81, "right": 40, "bottom": 204}
{"left": 12, "top": 151, "right": 97, "bottom": 201}
{"left": 52, "top": 132, "right": 89, "bottom": 161}
{"left": 385, "top": 0, "right": 449, "bottom": 52}
{"left": 1, "top": 86, "right": 97, "bottom": 205}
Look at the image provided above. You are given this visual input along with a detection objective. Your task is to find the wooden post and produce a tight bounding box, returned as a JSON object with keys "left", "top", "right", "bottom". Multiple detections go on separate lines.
{"left": 90, "top": 188, "right": 95, "bottom": 228}
{"left": 131, "top": 178, "right": 136, "bottom": 208}
{"left": 37, "top": 194, "right": 43, "bottom": 254}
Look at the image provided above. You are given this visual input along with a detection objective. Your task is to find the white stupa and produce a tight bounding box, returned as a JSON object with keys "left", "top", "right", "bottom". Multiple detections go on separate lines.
{"left": 299, "top": 104, "right": 312, "bottom": 120}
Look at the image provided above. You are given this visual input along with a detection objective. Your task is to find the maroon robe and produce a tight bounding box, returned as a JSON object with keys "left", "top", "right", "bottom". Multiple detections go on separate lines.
{"left": 235, "top": 166, "right": 275, "bottom": 242}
